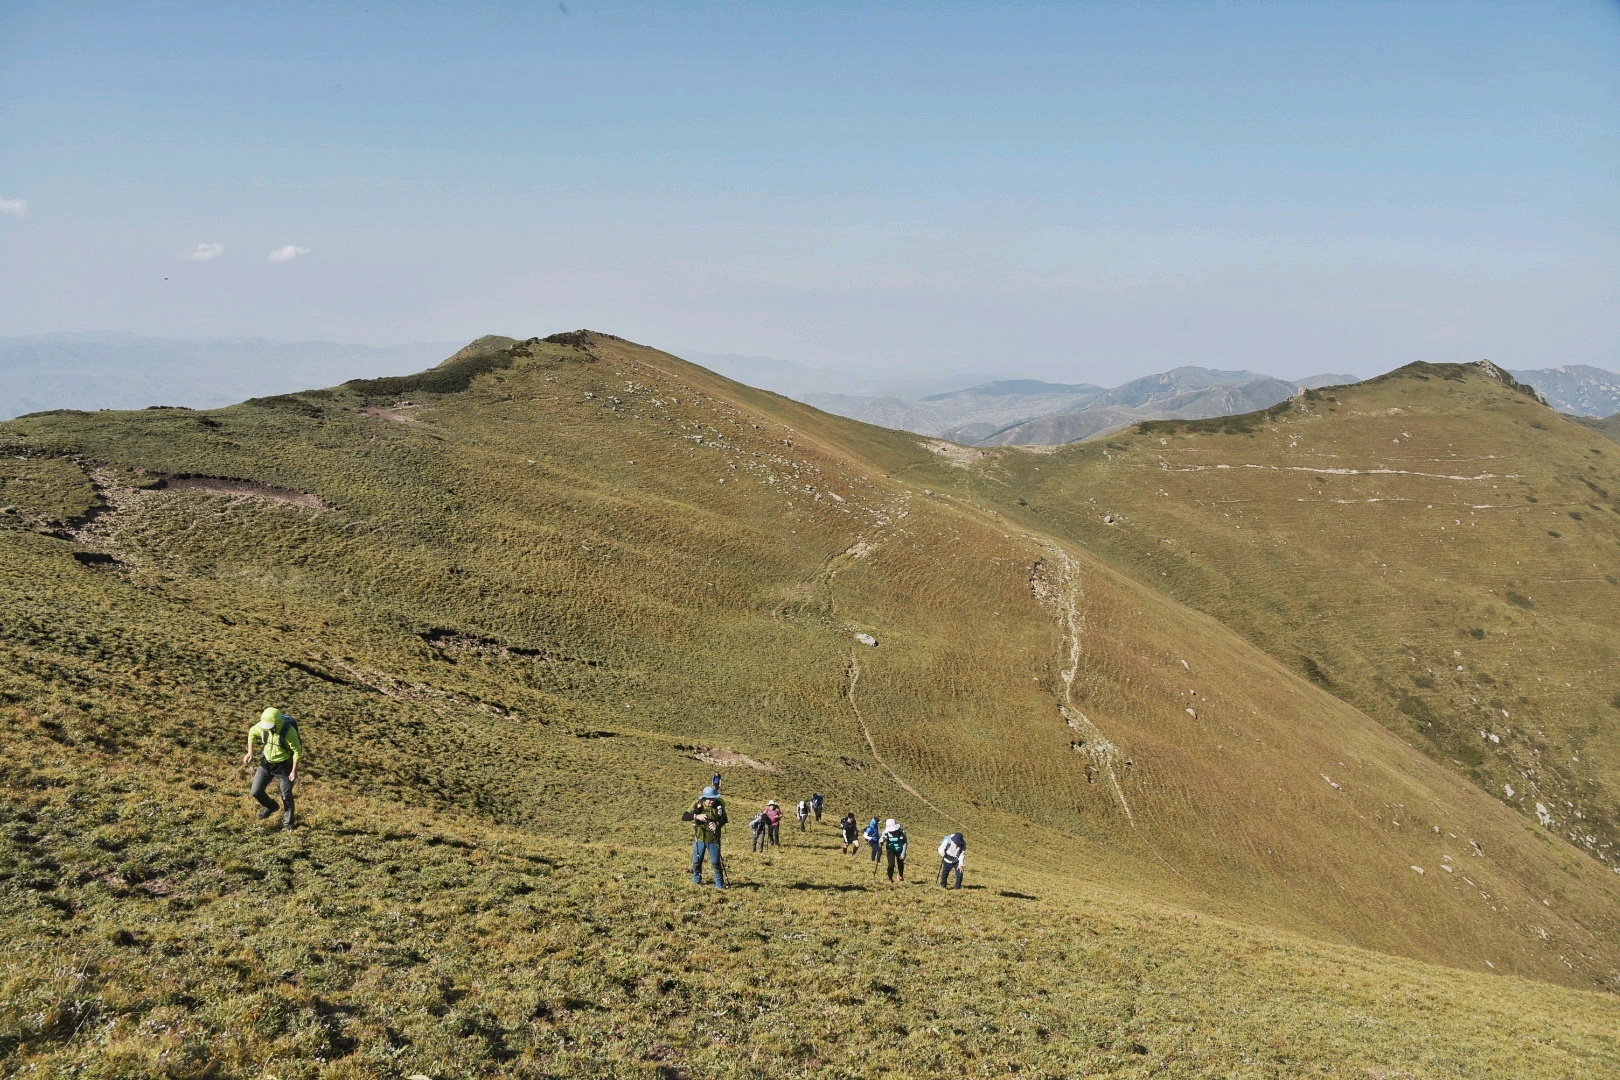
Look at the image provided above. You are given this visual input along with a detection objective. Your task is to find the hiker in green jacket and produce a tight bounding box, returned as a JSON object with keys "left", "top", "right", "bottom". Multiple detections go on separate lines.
{"left": 882, "top": 818, "right": 908, "bottom": 884}
{"left": 244, "top": 707, "right": 303, "bottom": 830}
{"left": 685, "top": 786, "right": 728, "bottom": 890}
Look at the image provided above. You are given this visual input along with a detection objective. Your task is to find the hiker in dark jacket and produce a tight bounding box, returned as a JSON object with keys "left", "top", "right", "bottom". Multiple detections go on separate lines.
{"left": 810, "top": 792, "right": 824, "bottom": 822}
{"left": 763, "top": 800, "right": 783, "bottom": 846}
{"left": 243, "top": 707, "right": 303, "bottom": 830}
{"left": 750, "top": 807, "right": 769, "bottom": 852}
{"left": 938, "top": 832, "right": 967, "bottom": 889}
{"left": 863, "top": 817, "right": 881, "bottom": 862}
{"left": 882, "top": 818, "right": 908, "bottom": 884}
{"left": 685, "top": 786, "right": 728, "bottom": 889}
{"left": 839, "top": 812, "right": 860, "bottom": 854}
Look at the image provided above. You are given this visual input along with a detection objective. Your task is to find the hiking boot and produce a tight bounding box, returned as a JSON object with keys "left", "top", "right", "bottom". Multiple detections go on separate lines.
{"left": 282, "top": 820, "right": 297, "bottom": 831}
{"left": 257, "top": 804, "right": 279, "bottom": 820}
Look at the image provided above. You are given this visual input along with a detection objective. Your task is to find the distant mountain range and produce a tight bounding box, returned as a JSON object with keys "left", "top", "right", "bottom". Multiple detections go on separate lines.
{"left": 792, "top": 362, "right": 1620, "bottom": 447}
{"left": 0, "top": 333, "right": 462, "bottom": 420}
{"left": 1508, "top": 365, "right": 1620, "bottom": 418}
{"left": 800, "top": 367, "right": 1359, "bottom": 445}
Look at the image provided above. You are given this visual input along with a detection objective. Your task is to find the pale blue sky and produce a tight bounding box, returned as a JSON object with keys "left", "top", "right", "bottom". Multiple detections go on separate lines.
{"left": 2, "top": 1, "right": 1616, "bottom": 382}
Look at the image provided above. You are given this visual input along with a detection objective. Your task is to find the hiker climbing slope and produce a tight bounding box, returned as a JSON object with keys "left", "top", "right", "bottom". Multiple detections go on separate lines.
{"left": 811, "top": 792, "right": 824, "bottom": 823}
{"left": 684, "top": 786, "right": 728, "bottom": 890}
{"left": 796, "top": 799, "right": 810, "bottom": 832}
{"left": 863, "top": 817, "right": 881, "bottom": 862}
{"left": 938, "top": 832, "right": 967, "bottom": 889}
{"left": 764, "top": 800, "right": 783, "bottom": 846}
{"left": 839, "top": 812, "right": 860, "bottom": 854}
{"left": 244, "top": 707, "right": 303, "bottom": 830}
{"left": 882, "top": 818, "right": 908, "bottom": 884}
{"left": 750, "top": 805, "right": 769, "bottom": 852}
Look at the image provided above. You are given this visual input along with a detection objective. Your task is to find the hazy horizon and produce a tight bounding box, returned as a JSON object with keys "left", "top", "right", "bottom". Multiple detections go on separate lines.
{"left": 3, "top": 3, "right": 1617, "bottom": 387}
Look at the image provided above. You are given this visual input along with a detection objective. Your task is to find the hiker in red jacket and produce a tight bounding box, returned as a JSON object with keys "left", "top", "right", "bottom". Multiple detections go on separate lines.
{"left": 763, "top": 800, "right": 783, "bottom": 847}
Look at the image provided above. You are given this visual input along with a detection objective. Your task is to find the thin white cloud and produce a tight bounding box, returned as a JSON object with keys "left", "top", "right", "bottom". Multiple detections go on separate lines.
{"left": 177, "top": 242, "right": 225, "bottom": 262}
{"left": 267, "top": 244, "right": 311, "bottom": 262}
{"left": 0, "top": 196, "right": 25, "bottom": 218}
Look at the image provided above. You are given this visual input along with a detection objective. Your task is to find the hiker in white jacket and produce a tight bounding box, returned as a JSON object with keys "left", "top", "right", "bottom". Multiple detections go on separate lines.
{"left": 938, "top": 832, "right": 966, "bottom": 889}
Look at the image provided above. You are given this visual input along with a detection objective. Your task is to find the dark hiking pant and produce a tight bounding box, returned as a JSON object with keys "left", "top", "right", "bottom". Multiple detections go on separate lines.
{"left": 886, "top": 850, "right": 905, "bottom": 882}
{"left": 867, "top": 838, "right": 881, "bottom": 861}
{"left": 751, "top": 826, "right": 768, "bottom": 852}
{"left": 768, "top": 823, "right": 780, "bottom": 846}
{"left": 251, "top": 758, "right": 296, "bottom": 827}
{"left": 940, "top": 859, "right": 963, "bottom": 889}
{"left": 691, "top": 840, "right": 725, "bottom": 889}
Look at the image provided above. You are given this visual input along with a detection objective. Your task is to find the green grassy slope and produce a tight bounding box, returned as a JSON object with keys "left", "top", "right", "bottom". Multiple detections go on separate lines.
{"left": 6, "top": 729, "right": 1620, "bottom": 1079}
{"left": 966, "top": 362, "right": 1620, "bottom": 873}
{"left": 1573, "top": 411, "right": 1620, "bottom": 444}
{"left": 3, "top": 336, "right": 1619, "bottom": 1074}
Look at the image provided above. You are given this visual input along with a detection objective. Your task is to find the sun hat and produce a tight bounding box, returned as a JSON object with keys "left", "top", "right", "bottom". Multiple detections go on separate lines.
{"left": 884, "top": 818, "right": 899, "bottom": 832}
{"left": 701, "top": 786, "right": 719, "bottom": 799}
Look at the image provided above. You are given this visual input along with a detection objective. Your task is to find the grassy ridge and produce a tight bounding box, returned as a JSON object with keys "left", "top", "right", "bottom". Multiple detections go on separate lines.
{"left": 972, "top": 364, "right": 1620, "bottom": 872}
{"left": 2, "top": 334, "right": 1619, "bottom": 1074}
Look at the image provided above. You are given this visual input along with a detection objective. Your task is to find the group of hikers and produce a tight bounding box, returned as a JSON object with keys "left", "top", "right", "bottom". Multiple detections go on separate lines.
{"left": 239, "top": 709, "right": 969, "bottom": 894}
{"left": 686, "top": 774, "right": 966, "bottom": 893}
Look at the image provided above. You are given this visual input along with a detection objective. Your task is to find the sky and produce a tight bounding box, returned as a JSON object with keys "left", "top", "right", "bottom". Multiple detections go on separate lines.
{"left": 1, "top": 1, "right": 1617, "bottom": 384}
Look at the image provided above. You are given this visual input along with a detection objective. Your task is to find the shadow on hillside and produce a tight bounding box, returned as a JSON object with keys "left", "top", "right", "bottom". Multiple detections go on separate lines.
{"left": 785, "top": 881, "right": 871, "bottom": 892}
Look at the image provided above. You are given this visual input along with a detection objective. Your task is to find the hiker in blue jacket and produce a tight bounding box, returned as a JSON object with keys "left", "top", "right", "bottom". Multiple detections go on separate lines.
{"left": 863, "top": 817, "right": 881, "bottom": 862}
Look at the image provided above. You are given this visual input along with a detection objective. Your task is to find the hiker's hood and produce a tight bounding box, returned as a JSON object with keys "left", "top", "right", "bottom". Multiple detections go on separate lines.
{"left": 261, "top": 707, "right": 284, "bottom": 724}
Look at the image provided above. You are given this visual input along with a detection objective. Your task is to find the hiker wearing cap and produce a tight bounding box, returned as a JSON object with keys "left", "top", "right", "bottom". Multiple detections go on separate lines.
{"left": 839, "top": 812, "right": 860, "bottom": 854}
{"left": 243, "top": 707, "right": 303, "bottom": 830}
{"left": 863, "top": 817, "right": 881, "bottom": 862}
{"left": 938, "top": 832, "right": 967, "bottom": 889}
{"left": 811, "top": 792, "right": 824, "bottom": 823}
{"left": 796, "top": 799, "right": 810, "bottom": 832}
{"left": 763, "top": 800, "right": 783, "bottom": 846}
{"left": 882, "top": 819, "right": 908, "bottom": 884}
{"left": 750, "top": 805, "right": 770, "bottom": 852}
{"left": 684, "top": 786, "right": 728, "bottom": 889}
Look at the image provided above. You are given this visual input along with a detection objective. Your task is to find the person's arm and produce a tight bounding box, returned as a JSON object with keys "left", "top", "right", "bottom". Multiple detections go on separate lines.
{"left": 243, "top": 721, "right": 265, "bottom": 765}
{"left": 285, "top": 723, "right": 304, "bottom": 782}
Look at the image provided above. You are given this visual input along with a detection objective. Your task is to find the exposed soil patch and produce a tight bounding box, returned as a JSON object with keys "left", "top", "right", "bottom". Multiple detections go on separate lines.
{"left": 920, "top": 439, "right": 986, "bottom": 467}
{"left": 419, "top": 628, "right": 601, "bottom": 666}
{"left": 362, "top": 404, "right": 421, "bottom": 423}
{"left": 156, "top": 474, "right": 326, "bottom": 509}
{"left": 676, "top": 745, "right": 773, "bottom": 771}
